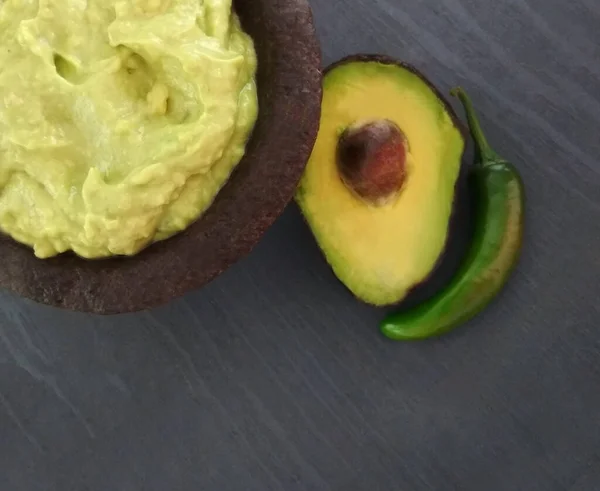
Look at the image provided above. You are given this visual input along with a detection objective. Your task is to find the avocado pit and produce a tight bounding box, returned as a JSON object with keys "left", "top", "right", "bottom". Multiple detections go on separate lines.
{"left": 336, "top": 119, "right": 408, "bottom": 205}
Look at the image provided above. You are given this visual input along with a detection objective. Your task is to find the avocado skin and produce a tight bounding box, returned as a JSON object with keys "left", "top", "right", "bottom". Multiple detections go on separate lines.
{"left": 299, "top": 54, "right": 472, "bottom": 310}
{"left": 0, "top": 0, "right": 324, "bottom": 314}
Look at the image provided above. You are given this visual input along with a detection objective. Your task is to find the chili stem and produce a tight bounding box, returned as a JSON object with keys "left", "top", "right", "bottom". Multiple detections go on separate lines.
{"left": 451, "top": 87, "right": 501, "bottom": 165}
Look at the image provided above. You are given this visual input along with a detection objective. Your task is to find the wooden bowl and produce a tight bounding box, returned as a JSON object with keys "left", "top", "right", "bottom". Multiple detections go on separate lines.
{"left": 0, "top": 0, "right": 323, "bottom": 314}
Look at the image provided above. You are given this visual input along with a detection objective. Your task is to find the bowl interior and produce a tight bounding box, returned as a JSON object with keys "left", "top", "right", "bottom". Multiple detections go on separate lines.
{"left": 0, "top": 0, "right": 323, "bottom": 314}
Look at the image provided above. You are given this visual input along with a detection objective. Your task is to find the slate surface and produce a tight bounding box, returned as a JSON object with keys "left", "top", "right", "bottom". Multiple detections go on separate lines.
{"left": 1, "top": 1, "right": 599, "bottom": 490}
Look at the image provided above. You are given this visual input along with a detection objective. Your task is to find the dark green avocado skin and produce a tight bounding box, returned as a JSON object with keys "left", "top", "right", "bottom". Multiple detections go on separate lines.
{"left": 307, "top": 54, "right": 473, "bottom": 310}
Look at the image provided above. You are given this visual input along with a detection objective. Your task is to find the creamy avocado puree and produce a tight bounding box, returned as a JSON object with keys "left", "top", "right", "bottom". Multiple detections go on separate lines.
{"left": 0, "top": 0, "right": 258, "bottom": 258}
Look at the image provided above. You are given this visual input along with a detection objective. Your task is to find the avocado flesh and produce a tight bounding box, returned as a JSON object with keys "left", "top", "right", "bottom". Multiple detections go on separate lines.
{"left": 296, "top": 58, "right": 465, "bottom": 306}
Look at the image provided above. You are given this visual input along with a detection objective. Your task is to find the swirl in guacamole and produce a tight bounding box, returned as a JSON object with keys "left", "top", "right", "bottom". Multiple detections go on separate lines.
{"left": 0, "top": 0, "right": 258, "bottom": 258}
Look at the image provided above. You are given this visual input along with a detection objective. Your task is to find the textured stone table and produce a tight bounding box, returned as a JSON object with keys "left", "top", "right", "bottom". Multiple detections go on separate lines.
{"left": 2, "top": 1, "right": 599, "bottom": 490}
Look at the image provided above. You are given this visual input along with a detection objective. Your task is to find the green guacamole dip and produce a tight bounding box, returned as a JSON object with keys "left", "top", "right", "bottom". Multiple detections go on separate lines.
{"left": 0, "top": 0, "right": 258, "bottom": 258}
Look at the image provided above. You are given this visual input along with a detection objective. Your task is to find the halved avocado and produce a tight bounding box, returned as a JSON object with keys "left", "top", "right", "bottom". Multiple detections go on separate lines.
{"left": 296, "top": 55, "right": 465, "bottom": 306}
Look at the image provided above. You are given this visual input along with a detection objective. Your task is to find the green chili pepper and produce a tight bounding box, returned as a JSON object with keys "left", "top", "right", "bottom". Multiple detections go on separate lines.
{"left": 380, "top": 87, "right": 525, "bottom": 341}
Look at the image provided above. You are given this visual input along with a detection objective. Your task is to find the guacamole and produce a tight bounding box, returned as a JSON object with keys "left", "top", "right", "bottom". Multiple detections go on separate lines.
{"left": 0, "top": 0, "right": 258, "bottom": 258}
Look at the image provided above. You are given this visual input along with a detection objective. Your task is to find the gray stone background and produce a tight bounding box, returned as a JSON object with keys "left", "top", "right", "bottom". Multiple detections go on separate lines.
{"left": 1, "top": 1, "right": 599, "bottom": 490}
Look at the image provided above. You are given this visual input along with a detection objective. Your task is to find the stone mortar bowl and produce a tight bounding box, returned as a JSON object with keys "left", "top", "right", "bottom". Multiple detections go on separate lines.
{"left": 0, "top": 0, "right": 323, "bottom": 314}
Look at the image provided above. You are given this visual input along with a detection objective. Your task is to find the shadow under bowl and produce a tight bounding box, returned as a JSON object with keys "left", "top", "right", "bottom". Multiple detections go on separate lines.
{"left": 0, "top": 0, "right": 323, "bottom": 314}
